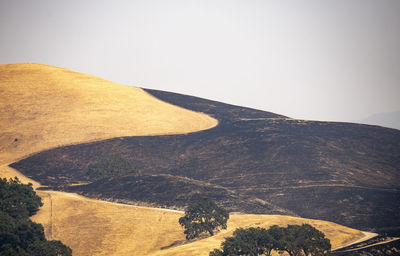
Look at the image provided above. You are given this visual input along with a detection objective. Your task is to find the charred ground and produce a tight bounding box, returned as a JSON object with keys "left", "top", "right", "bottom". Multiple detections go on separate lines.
{"left": 12, "top": 89, "right": 400, "bottom": 236}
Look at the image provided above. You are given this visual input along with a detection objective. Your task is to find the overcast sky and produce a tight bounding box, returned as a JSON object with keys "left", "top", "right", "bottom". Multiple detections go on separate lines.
{"left": 1, "top": 0, "right": 399, "bottom": 123}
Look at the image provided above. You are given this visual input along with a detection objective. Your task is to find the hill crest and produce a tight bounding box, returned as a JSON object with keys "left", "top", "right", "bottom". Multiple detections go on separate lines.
{"left": 0, "top": 63, "right": 217, "bottom": 165}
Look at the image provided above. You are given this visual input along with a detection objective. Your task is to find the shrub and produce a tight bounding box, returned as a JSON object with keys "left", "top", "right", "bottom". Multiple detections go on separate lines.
{"left": 86, "top": 154, "right": 138, "bottom": 180}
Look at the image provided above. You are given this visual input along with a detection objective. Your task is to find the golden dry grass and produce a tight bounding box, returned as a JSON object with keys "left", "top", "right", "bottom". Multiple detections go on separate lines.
{"left": 0, "top": 165, "right": 40, "bottom": 188}
{"left": 31, "top": 190, "right": 185, "bottom": 256}
{"left": 0, "top": 63, "right": 217, "bottom": 165}
{"left": 27, "top": 189, "right": 364, "bottom": 256}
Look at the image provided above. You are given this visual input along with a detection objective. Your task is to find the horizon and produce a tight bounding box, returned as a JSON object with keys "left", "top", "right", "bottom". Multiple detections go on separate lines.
{"left": 1, "top": 0, "right": 399, "bottom": 128}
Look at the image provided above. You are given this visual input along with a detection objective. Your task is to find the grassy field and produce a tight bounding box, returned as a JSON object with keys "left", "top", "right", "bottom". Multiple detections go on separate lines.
{"left": 31, "top": 190, "right": 184, "bottom": 256}
{"left": 0, "top": 63, "right": 217, "bottom": 165}
{"left": 27, "top": 189, "right": 365, "bottom": 256}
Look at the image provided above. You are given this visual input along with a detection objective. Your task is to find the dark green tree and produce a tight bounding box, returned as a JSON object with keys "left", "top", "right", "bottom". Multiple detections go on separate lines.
{"left": 209, "top": 248, "right": 224, "bottom": 256}
{"left": 0, "top": 178, "right": 71, "bottom": 256}
{"left": 28, "top": 240, "right": 72, "bottom": 256}
{"left": 297, "top": 224, "right": 331, "bottom": 256}
{"left": 0, "top": 177, "right": 42, "bottom": 219}
{"left": 211, "top": 227, "right": 276, "bottom": 256}
{"left": 209, "top": 224, "right": 331, "bottom": 256}
{"left": 179, "top": 197, "right": 229, "bottom": 240}
{"left": 281, "top": 225, "right": 303, "bottom": 256}
{"left": 281, "top": 224, "right": 331, "bottom": 256}
{"left": 267, "top": 225, "right": 286, "bottom": 253}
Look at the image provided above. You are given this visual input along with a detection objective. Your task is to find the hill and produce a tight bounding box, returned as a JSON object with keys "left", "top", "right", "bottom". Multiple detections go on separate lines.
{"left": 12, "top": 88, "right": 400, "bottom": 237}
{"left": 357, "top": 111, "right": 400, "bottom": 130}
{"left": 65, "top": 173, "right": 292, "bottom": 215}
{"left": 0, "top": 63, "right": 217, "bottom": 165}
{"left": 1, "top": 64, "right": 398, "bottom": 255}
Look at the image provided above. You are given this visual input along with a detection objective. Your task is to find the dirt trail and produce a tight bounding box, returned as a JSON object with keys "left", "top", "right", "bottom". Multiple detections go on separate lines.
{"left": 340, "top": 237, "right": 400, "bottom": 252}
{"left": 333, "top": 231, "right": 378, "bottom": 251}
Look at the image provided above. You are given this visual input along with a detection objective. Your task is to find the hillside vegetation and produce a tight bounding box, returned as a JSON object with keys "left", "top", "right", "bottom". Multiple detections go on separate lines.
{"left": 0, "top": 63, "right": 217, "bottom": 165}
{"left": 0, "top": 64, "right": 392, "bottom": 255}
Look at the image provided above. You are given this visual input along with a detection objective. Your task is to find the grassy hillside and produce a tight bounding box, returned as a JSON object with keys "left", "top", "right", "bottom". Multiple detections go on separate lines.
{"left": 31, "top": 190, "right": 184, "bottom": 256}
{"left": 29, "top": 190, "right": 364, "bottom": 256}
{"left": 14, "top": 89, "right": 400, "bottom": 236}
{"left": 0, "top": 63, "right": 217, "bottom": 165}
{"left": 0, "top": 63, "right": 391, "bottom": 255}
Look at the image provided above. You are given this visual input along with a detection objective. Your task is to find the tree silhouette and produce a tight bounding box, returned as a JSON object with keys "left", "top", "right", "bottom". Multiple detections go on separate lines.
{"left": 179, "top": 197, "right": 229, "bottom": 240}
{"left": 0, "top": 178, "right": 72, "bottom": 256}
{"left": 210, "top": 224, "right": 331, "bottom": 256}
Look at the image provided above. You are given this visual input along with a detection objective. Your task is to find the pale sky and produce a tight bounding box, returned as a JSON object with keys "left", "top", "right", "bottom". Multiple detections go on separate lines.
{"left": 1, "top": 0, "right": 399, "bottom": 123}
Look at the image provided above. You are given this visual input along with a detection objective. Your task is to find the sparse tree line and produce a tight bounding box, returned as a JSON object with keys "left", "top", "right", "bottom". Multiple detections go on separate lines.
{"left": 209, "top": 224, "right": 331, "bottom": 256}
{"left": 179, "top": 197, "right": 331, "bottom": 256}
{"left": 0, "top": 177, "right": 71, "bottom": 256}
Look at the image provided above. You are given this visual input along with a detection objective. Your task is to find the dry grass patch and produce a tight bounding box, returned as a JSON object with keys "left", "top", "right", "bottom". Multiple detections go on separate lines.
{"left": 31, "top": 190, "right": 185, "bottom": 256}
{"left": 0, "top": 63, "right": 217, "bottom": 165}
{"left": 0, "top": 165, "right": 40, "bottom": 188}
{"left": 27, "top": 189, "right": 364, "bottom": 256}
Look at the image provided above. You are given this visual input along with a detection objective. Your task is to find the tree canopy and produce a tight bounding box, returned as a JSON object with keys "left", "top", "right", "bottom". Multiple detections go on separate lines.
{"left": 210, "top": 224, "right": 331, "bottom": 256}
{"left": 0, "top": 177, "right": 72, "bottom": 256}
{"left": 0, "top": 177, "right": 42, "bottom": 219}
{"left": 179, "top": 197, "right": 229, "bottom": 240}
{"left": 283, "top": 224, "right": 331, "bottom": 256}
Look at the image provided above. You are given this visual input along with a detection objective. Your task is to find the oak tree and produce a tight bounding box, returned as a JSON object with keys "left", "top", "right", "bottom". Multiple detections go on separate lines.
{"left": 179, "top": 197, "right": 229, "bottom": 240}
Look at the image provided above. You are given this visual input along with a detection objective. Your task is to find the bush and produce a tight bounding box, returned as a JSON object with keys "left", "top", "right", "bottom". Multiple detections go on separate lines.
{"left": 86, "top": 154, "right": 138, "bottom": 180}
